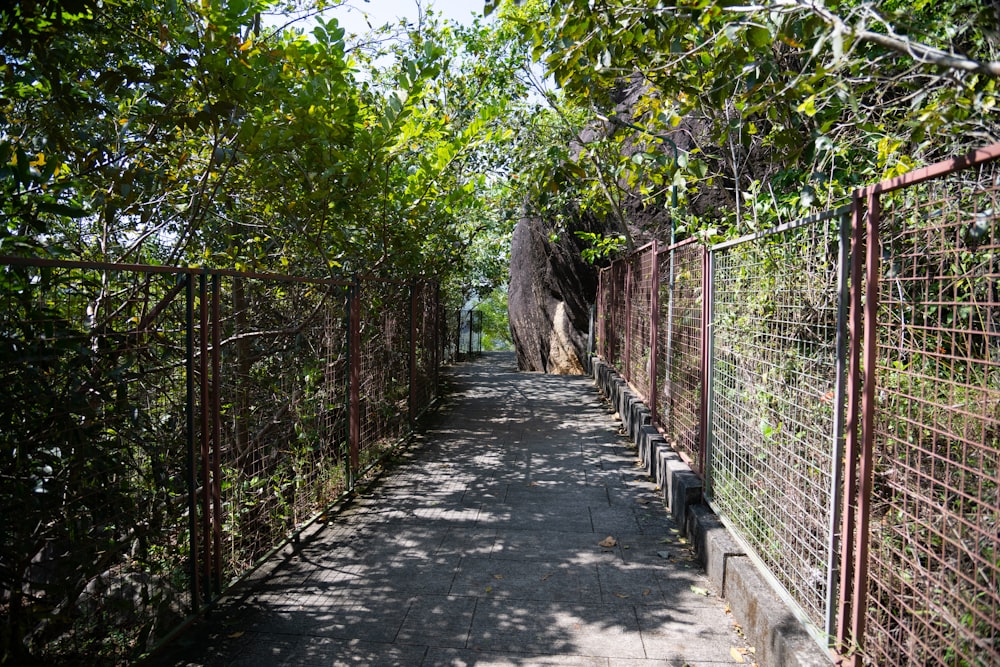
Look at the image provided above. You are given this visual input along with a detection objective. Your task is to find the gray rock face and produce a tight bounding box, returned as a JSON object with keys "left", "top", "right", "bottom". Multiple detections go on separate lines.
{"left": 508, "top": 214, "right": 600, "bottom": 374}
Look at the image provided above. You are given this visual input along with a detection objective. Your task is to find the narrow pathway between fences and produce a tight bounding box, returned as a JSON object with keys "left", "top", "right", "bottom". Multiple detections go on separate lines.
{"left": 152, "top": 352, "right": 751, "bottom": 666}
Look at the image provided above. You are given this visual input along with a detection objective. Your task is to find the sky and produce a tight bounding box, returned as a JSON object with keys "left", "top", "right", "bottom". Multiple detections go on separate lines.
{"left": 329, "top": 0, "right": 487, "bottom": 35}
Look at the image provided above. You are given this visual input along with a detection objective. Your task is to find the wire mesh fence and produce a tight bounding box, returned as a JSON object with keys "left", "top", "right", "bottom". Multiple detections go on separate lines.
{"left": 0, "top": 258, "right": 450, "bottom": 664}
{"left": 594, "top": 141, "right": 1000, "bottom": 664}
{"left": 1, "top": 261, "right": 196, "bottom": 662}
{"left": 215, "top": 275, "right": 350, "bottom": 584}
{"left": 625, "top": 245, "right": 655, "bottom": 395}
{"left": 411, "top": 281, "right": 441, "bottom": 419}
{"left": 708, "top": 211, "right": 849, "bottom": 634}
{"left": 656, "top": 239, "right": 705, "bottom": 474}
{"left": 440, "top": 308, "right": 485, "bottom": 364}
{"left": 356, "top": 279, "right": 412, "bottom": 471}
{"left": 850, "top": 153, "right": 1000, "bottom": 665}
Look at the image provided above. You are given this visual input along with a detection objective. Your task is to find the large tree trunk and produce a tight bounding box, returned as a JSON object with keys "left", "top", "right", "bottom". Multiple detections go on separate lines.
{"left": 508, "top": 214, "right": 600, "bottom": 374}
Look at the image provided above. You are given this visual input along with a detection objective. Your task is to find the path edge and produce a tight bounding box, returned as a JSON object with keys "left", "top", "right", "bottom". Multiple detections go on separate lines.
{"left": 591, "top": 357, "right": 834, "bottom": 667}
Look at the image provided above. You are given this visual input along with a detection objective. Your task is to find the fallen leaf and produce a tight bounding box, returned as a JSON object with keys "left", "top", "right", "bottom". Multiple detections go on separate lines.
{"left": 730, "top": 646, "right": 746, "bottom": 663}
{"left": 642, "top": 588, "right": 652, "bottom": 596}
{"left": 598, "top": 536, "right": 617, "bottom": 548}
{"left": 493, "top": 574, "right": 504, "bottom": 580}
{"left": 485, "top": 585, "right": 493, "bottom": 593}
{"left": 227, "top": 631, "right": 244, "bottom": 639}
{"left": 690, "top": 585, "right": 711, "bottom": 596}
{"left": 614, "top": 593, "right": 629, "bottom": 598}
{"left": 540, "top": 572, "right": 555, "bottom": 581}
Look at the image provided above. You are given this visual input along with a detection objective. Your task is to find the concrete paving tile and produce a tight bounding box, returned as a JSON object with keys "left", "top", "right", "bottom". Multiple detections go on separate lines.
{"left": 313, "top": 555, "right": 461, "bottom": 595}
{"left": 462, "top": 479, "right": 508, "bottom": 503}
{"left": 395, "top": 594, "right": 478, "bottom": 648}
{"left": 489, "top": 529, "right": 624, "bottom": 565}
{"left": 478, "top": 505, "right": 596, "bottom": 532}
{"left": 590, "top": 506, "right": 643, "bottom": 534}
{"left": 148, "top": 355, "right": 753, "bottom": 667}
{"left": 636, "top": 606, "right": 745, "bottom": 662}
{"left": 409, "top": 503, "right": 483, "bottom": 524}
{"left": 611, "top": 533, "right": 693, "bottom": 565}
{"left": 357, "top": 523, "right": 451, "bottom": 559}
{"left": 598, "top": 563, "right": 676, "bottom": 606}
{"left": 289, "top": 636, "right": 429, "bottom": 666}
{"left": 214, "top": 631, "right": 299, "bottom": 667}
{"left": 235, "top": 590, "right": 410, "bottom": 643}
{"left": 501, "top": 482, "right": 611, "bottom": 507}
{"left": 434, "top": 526, "right": 498, "bottom": 557}
{"left": 467, "top": 598, "right": 645, "bottom": 659}
{"left": 425, "top": 647, "right": 610, "bottom": 666}
{"left": 451, "top": 557, "right": 602, "bottom": 602}
{"left": 609, "top": 661, "right": 736, "bottom": 667}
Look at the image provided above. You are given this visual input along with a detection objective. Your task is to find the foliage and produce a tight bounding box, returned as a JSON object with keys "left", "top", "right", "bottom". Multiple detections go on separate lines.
{"left": 0, "top": 265, "right": 191, "bottom": 663}
{"left": 476, "top": 286, "right": 514, "bottom": 350}
{"left": 1, "top": 1, "right": 537, "bottom": 662}
{"left": 496, "top": 0, "right": 1000, "bottom": 240}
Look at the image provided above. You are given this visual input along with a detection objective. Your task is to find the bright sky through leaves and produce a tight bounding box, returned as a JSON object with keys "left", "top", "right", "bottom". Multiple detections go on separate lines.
{"left": 333, "top": 0, "right": 484, "bottom": 35}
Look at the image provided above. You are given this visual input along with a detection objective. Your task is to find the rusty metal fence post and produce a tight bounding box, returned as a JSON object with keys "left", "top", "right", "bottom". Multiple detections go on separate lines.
{"left": 836, "top": 195, "right": 868, "bottom": 661}
{"left": 197, "top": 273, "right": 212, "bottom": 602}
{"left": 649, "top": 241, "right": 660, "bottom": 418}
{"left": 210, "top": 273, "right": 222, "bottom": 596}
{"left": 348, "top": 276, "right": 361, "bottom": 487}
{"left": 624, "top": 253, "right": 633, "bottom": 383}
{"left": 183, "top": 273, "right": 199, "bottom": 610}
{"left": 409, "top": 280, "right": 417, "bottom": 424}
{"left": 699, "top": 244, "right": 713, "bottom": 484}
{"left": 468, "top": 309, "right": 474, "bottom": 357}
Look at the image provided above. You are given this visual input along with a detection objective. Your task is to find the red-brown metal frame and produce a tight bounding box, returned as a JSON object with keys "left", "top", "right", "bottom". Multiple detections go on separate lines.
{"left": 835, "top": 143, "right": 1000, "bottom": 662}
{"left": 698, "top": 244, "right": 711, "bottom": 477}
{"left": 836, "top": 196, "right": 865, "bottom": 660}
{"left": 409, "top": 281, "right": 418, "bottom": 424}
{"left": 649, "top": 241, "right": 660, "bottom": 419}
{"left": 348, "top": 277, "right": 361, "bottom": 478}
{"left": 211, "top": 274, "right": 222, "bottom": 595}
{"left": 624, "top": 253, "right": 633, "bottom": 383}
{"left": 198, "top": 274, "right": 212, "bottom": 599}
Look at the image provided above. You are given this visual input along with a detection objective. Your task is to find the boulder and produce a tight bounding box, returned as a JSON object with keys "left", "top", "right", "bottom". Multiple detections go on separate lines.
{"left": 508, "top": 213, "right": 600, "bottom": 374}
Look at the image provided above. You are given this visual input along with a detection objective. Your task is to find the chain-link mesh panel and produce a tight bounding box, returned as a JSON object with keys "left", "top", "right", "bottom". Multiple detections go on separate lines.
{"left": 357, "top": 280, "right": 411, "bottom": 470}
{"left": 656, "top": 241, "right": 705, "bottom": 474}
{"left": 411, "top": 281, "right": 439, "bottom": 418}
{"left": 217, "top": 277, "right": 349, "bottom": 580}
{"left": 708, "top": 217, "right": 846, "bottom": 630}
{"left": 0, "top": 262, "right": 193, "bottom": 663}
{"left": 863, "top": 162, "right": 1000, "bottom": 665}
{"left": 626, "top": 246, "right": 654, "bottom": 399}
{"left": 597, "top": 267, "right": 611, "bottom": 360}
{"left": 605, "top": 261, "right": 628, "bottom": 370}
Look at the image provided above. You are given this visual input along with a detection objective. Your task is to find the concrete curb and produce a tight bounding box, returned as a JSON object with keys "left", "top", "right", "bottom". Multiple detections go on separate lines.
{"left": 591, "top": 358, "right": 833, "bottom": 667}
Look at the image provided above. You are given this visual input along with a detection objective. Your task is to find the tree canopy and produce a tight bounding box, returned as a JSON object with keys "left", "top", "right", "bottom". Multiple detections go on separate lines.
{"left": 1, "top": 0, "right": 536, "bottom": 301}
{"left": 494, "top": 0, "right": 1000, "bottom": 248}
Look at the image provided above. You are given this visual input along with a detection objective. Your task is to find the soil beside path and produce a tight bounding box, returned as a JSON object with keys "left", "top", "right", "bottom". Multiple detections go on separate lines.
{"left": 150, "top": 351, "right": 752, "bottom": 666}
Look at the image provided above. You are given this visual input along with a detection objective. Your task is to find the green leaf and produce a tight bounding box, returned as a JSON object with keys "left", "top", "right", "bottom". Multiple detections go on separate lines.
{"left": 747, "top": 25, "right": 771, "bottom": 49}
{"left": 797, "top": 95, "right": 817, "bottom": 117}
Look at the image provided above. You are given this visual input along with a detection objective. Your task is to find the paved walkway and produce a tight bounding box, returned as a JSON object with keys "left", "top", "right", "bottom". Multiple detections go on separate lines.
{"left": 154, "top": 352, "right": 749, "bottom": 666}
